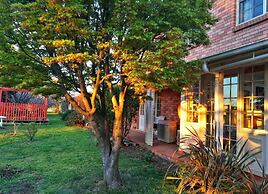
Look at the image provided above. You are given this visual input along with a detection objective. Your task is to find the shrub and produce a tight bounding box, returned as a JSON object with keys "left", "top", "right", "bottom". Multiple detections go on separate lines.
{"left": 62, "top": 110, "right": 84, "bottom": 126}
{"left": 165, "top": 129, "right": 259, "bottom": 194}
{"left": 23, "top": 123, "right": 38, "bottom": 142}
{"left": 61, "top": 110, "right": 73, "bottom": 121}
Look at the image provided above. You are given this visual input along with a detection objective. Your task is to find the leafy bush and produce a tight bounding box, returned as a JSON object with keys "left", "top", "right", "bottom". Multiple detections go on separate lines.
{"left": 61, "top": 110, "right": 73, "bottom": 121}
{"left": 23, "top": 123, "right": 38, "bottom": 142}
{"left": 165, "top": 129, "right": 259, "bottom": 193}
{"left": 62, "top": 110, "right": 84, "bottom": 126}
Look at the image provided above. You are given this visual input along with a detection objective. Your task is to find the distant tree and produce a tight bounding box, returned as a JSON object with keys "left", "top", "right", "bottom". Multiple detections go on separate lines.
{"left": 0, "top": 0, "right": 215, "bottom": 188}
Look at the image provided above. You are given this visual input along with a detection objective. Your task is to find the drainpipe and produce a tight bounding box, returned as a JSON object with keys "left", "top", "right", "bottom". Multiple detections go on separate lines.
{"left": 201, "top": 61, "right": 216, "bottom": 74}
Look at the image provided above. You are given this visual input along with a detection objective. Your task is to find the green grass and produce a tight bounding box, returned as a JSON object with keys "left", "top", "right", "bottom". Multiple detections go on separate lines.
{"left": 0, "top": 114, "right": 173, "bottom": 194}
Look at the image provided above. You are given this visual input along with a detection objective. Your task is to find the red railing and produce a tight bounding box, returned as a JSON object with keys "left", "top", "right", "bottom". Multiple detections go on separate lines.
{"left": 0, "top": 102, "right": 48, "bottom": 122}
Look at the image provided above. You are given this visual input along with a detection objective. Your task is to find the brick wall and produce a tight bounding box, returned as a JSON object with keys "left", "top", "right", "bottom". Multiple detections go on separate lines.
{"left": 187, "top": 0, "right": 268, "bottom": 61}
{"left": 131, "top": 89, "right": 180, "bottom": 130}
{"left": 159, "top": 89, "right": 180, "bottom": 123}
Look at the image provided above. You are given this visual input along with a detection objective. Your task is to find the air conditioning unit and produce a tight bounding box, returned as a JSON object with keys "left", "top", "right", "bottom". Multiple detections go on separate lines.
{"left": 157, "top": 120, "right": 177, "bottom": 143}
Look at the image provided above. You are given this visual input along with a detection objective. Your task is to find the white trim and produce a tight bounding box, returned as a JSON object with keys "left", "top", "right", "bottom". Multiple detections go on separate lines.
{"left": 264, "top": 64, "right": 268, "bottom": 174}
{"left": 236, "top": 0, "right": 267, "bottom": 26}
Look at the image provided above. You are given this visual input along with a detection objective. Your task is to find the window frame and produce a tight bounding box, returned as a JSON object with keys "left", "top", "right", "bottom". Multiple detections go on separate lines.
{"left": 237, "top": 0, "right": 267, "bottom": 25}
{"left": 154, "top": 92, "right": 161, "bottom": 118}
{"left": 186, "top": 83, "right": 200, "bottom": 123}
{"left": 243, "top": 65, "right": 265, "bottom": 130}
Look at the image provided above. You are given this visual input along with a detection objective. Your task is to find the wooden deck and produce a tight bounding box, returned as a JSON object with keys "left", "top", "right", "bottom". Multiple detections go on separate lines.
{"left": 0, "top": 102, "right": 48, "bottom": 122}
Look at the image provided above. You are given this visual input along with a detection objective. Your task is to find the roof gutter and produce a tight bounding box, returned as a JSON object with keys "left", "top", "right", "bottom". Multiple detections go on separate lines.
{"left": 203, "top": 39, "right": 268, "bottom": 63}
{"left": 211, "top": 52, "right": 268, "bottom": 72}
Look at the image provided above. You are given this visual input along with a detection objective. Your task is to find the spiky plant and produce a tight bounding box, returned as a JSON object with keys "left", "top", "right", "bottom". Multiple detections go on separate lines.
{"left": 166, "top": 129, "right": 259, "bottom": 193}
{"left": 243, "top": 160, "right": 268, "bottom": 194}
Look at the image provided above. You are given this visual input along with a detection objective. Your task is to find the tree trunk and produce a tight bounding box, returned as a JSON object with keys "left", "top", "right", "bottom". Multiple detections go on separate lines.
{"left": 101, "top": 111, "right": 123, "bottom": 189}
{"left": 102, "top": 147, "right": 122, "bottom": 189}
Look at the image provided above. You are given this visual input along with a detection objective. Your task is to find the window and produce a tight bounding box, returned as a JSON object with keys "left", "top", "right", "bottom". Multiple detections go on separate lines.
{"left": 154, "top": 92, "right": 161, "bottom": 117}
{"left": 243, "top": 65, "right": 264, "bottom": 129}
{"left": 202, "top": 75, "right": 216, "bottom": 147}
{"left": 223, "top": 75, "right": 238, "bottom": 150}
{"left": 186, "top": 83, "right": 199, "bottom": 123}
{"left": 238, "top": 0, "right": 266, "bottom": 24}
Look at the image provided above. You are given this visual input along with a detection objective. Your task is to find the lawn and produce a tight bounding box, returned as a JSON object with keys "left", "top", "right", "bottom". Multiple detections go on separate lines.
{"left": 0, "top": 114, "right": 173, "bottom": 194}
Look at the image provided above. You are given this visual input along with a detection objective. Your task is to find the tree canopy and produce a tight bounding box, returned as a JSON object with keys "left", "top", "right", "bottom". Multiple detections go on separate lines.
{"left": 0, "top": 0, "right": 215, "bottom": 188}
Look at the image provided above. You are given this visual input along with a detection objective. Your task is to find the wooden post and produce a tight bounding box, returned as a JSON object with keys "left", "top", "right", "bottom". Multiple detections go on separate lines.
{"left": 214, "top": 72, "right": 224, "bottom": 146}
{"left": 145, "top": 90, "right": 154, "bottom": 146}
{"left": 5, "top": 91, "right": 8, "bottom": 103}
{"left": 264, "top": 64, "right": 268, "bottom": 174}
{"left": 0, "top": 88, "right": 2, "bottom": 103}
{"left": 44, "top": 97, "right": 48, "bottom": 121}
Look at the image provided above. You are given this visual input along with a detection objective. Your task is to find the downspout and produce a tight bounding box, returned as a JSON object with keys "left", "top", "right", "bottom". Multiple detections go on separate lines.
{"left": 202, "top": 61, "right": 216, "bottom": 74}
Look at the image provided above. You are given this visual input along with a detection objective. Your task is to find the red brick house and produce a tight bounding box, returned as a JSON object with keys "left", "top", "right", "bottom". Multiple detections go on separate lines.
{"left": 133, "top": 0, "right": 268, "bottom": 175}
{"left": 132, "top": 89, "right": 180, "bottom": 146}
{"left": 180, "top": 0, "right": 268, "bottom": 175}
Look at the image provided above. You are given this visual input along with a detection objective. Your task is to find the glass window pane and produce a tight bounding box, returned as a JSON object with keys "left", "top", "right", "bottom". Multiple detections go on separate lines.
{"left": 231, "top": 76, "right": 238, "bottom": 84}
{"left": 243, "top": 82, "right": 252, "bottom": 97}
{"left": 244, "top": 66, "right": 253, "bottom": 81}
{"left": 230, "top": 126, "right": 237, "bottom": 140}
{"left": 224, "top": 77, "right": 230, "bottom": 85}
{"left": 254, "top": 0, "right": 263, "bottom": 17}
{"left": 253, "top": 65, "right": 264, "bottom": 80}
{"left": 224, "top": 85, "right": 230, "bottom": 98}
{"left": 223, "top": 125, "right": 230, "bottom": 137}
{"left": 253, "top": 97, "right": 264, "bottom": 112}
{"left": 254, "top": 5, "right": 263, "bottom": 17}
{"left": 253, "top": 113, "right": 264, "bottom": 129}
{"left": 231, "top": 85, "right": 238, "bottom": 97}
{"left": 254, "top": 82, "right": 264, "bottom": 96}
{"left": 231, "top": 111, "right": 237, "bottom": 125}
{"left": 231, "top": 99, "right": 237, "bottom": 110}
{"left": 224, "top": 112, "right": 229, "bottom": 125}
{"left": 224, "top": 99, "right": 230, "bottom": 108}
{"left": 244, "top": 114, "right": 251, "bottom": 128}
{"left": 244, "top": 98, "right": 251, "bottom": 112}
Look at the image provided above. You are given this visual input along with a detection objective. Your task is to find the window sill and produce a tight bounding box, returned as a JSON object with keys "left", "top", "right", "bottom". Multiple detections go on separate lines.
{"left": 242, "top": 128, "right": 268, "bottom": 136}
{"left": 233, "top": 14, "right": 268, "bottom": 32}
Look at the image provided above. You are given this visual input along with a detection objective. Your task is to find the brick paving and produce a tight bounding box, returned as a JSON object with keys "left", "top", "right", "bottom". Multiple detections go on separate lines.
{"left": 126, "top": 129, "right": 185, "bottom": 163}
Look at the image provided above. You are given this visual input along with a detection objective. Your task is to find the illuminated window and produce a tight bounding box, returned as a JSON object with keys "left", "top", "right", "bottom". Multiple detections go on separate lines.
{"left": 186, "top": 83, "right": 199, "bottom": 123}
{"left": 243, "top": 65, "right": 264, "bottom": 129}
{"left": 238, "top": 0, "right": 266, "bottom": 24}
{"left": 202, "top": 75, "right": 216, "bottom": 147}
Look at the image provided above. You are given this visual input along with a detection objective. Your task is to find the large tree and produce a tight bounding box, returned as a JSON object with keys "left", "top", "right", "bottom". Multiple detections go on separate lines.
{"left": 0, "top": 0, "right": 215, "bottom": 188}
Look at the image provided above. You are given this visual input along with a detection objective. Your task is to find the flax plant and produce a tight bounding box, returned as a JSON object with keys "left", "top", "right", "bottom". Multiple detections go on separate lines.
{"left": 166, "top": 129, "right": 260, "bottom": 193}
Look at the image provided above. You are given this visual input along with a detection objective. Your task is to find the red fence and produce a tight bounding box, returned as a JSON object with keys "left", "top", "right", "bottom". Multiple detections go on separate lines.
{"left": 0, "top": 102, "right": 48, "bottom": 122}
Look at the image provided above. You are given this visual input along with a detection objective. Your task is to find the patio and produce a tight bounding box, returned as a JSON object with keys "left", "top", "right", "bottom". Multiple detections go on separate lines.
{"left": 126, "top": 129, "right": 185, "bottom": 163}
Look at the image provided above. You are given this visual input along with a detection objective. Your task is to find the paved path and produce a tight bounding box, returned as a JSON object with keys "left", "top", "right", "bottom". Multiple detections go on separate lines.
{"left": 126, "top": 130, "right": 186, "bottom": 163}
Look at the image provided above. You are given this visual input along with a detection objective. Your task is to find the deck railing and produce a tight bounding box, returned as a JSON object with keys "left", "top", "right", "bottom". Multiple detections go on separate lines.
{"left": 0, "top": 102, "right": 48, "bottom": 122}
